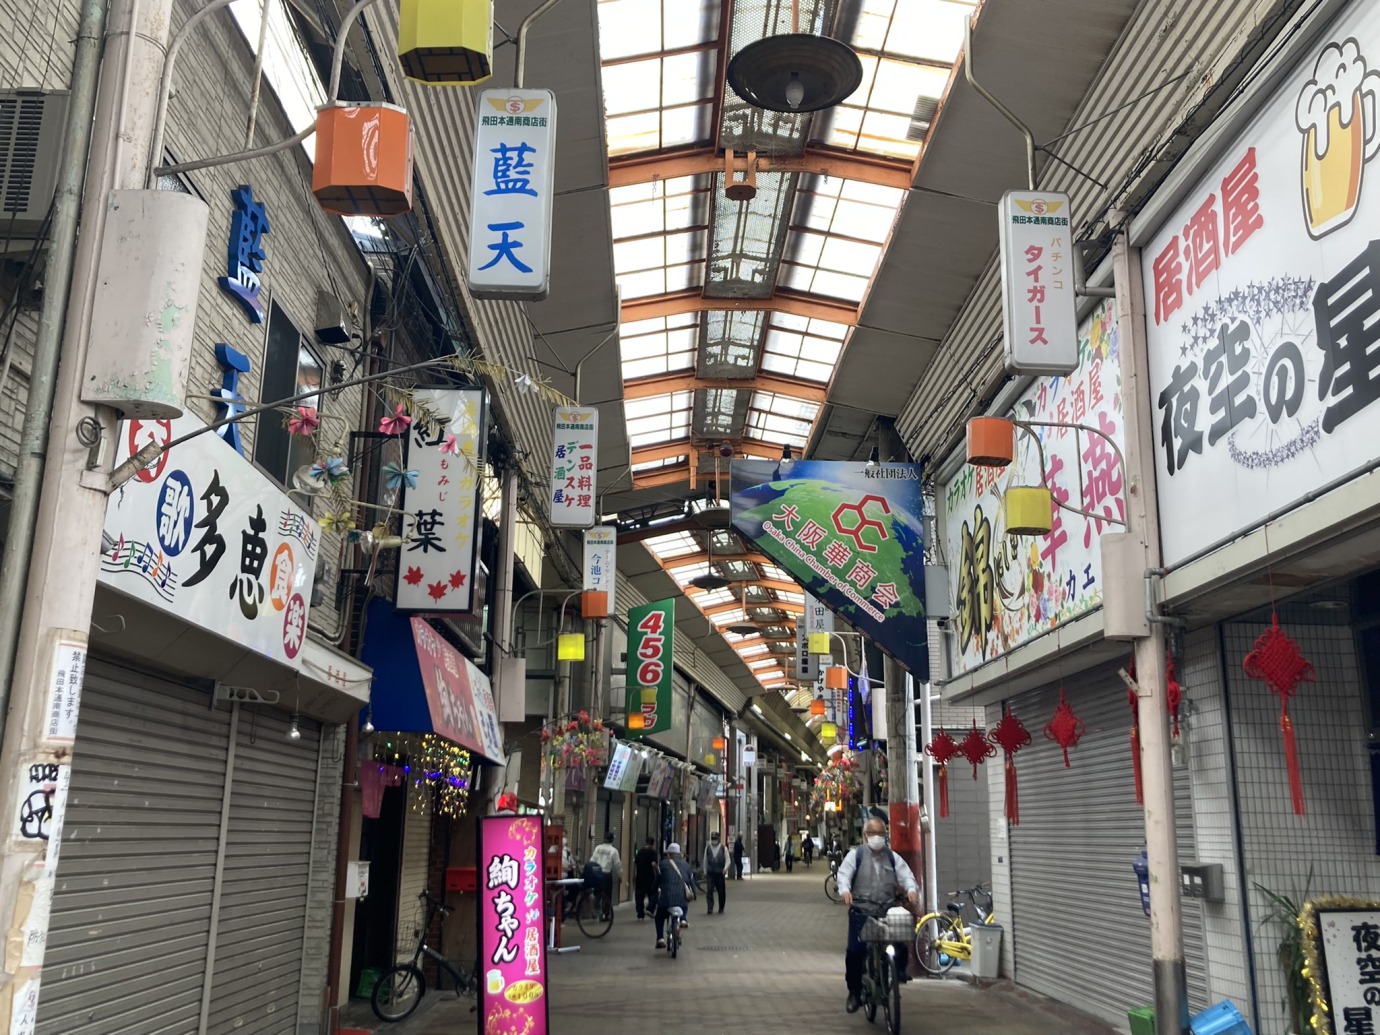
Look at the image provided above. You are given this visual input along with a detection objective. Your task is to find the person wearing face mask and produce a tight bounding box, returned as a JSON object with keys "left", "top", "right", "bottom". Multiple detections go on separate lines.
{"left": 836, "top": 814, "right": 920, "bottom": 1014}
{"left": 703, "top": 830, "right": 728, "bottom": 913}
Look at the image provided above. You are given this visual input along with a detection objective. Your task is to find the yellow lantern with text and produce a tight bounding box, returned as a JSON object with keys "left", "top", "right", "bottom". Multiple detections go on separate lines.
{"left": 807, "top": 632, "right": 831, "bottom": 654}
{"left": 398, "top": 0, "right": 493, "bottom": 84}
{"left": 1005, "top": 486, "right": 1054, "bottom": 536}
{"left": 824, "top": 665, "right": 848, "bottom": 690}
{"left": 557, "top": 633, "right": 585, "bottom": 662}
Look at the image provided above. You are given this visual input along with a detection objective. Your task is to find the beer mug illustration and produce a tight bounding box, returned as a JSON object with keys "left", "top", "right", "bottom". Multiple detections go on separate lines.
{"left": 1296, "top": 38, "right": 1380, "bottom": 238}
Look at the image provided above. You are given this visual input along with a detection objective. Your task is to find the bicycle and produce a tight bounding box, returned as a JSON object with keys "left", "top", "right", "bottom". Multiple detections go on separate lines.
{"left": 913, "top": 882, "right": 994, "bottom": 975}
{"left": 371, "top": 890, "right": 478, "bottom": 1023}
{"left": 571, "top": 881, "right": 614, "bottom": 939}
{"left": 824, "top": 852, "right": 843, "bottom": 902}
{"left": 665, "top": 904, "right": 685, "bottom": 958}
{"left": 854, "top": 908, "right": 909, "bottom": 1035}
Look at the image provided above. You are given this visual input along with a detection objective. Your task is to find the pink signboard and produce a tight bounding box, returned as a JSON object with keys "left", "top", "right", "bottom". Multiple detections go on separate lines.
{"left": 411, "top": 617, "right": 503, "bottom": 763}
{"left": 480, "top": 815, "right": 548, "bottom": 1035}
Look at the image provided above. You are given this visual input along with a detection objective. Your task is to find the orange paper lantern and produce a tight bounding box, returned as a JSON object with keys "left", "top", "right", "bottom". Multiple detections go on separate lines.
{"left": 712, "top": 736, "right": 726, "bottom": 751}
{"left": 582, "top": 590, "right": 609, "bottom": 619}
{"left": 312, "top": 103, "right": 414, "bottom": 217}
{"left": 966, "top": 417, "right": 1015, "bottom": 467}
{"left": 824, "top": 666, "right": 848, "bottom": 690}
{"left": 810, "top": 698, "right": 826, "bottom": 716}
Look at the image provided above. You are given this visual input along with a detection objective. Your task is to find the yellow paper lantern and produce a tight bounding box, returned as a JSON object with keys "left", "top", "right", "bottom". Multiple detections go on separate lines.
{"left": 704, "top": 753, "right": 717, "bottom": 766}
{"left": 398, "top": 0, "right": 493, "bottom": 85}
{"left": 821, "top": 721, "right": 838, "bottom": 741}
{"left": 810, "top": 698, "right": 826, "bottom": 716}
{"left": 824, "top": 665, "right": 848, "bottom": 690}
{"left": 1005, "top": 485, "right": 1054, "bottom": 536}
{"left": 807, "top": 632, "right": 831, "bottom": 654}
{"left": 557, "top": 633, "right": 585, "bottom": 661}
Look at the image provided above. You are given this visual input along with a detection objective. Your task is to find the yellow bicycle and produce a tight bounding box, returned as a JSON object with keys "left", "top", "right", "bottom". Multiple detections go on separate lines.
{"left": 913, "top": 882, "right": 993, "bottom": 975}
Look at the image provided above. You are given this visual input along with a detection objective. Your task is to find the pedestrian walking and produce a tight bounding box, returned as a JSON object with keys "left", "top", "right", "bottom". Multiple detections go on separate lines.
{"left": 633, "top": 837, "right": 658, "bottom": 920}
{"left": 731, "top": 833, "right": 745, "bottom": 880}
{"left": 785, "top": 833, "right": 797, "bottom": 872}
{"left": 802, "top": 832, "right": 814, "bottom": 867}
{"left": 703, "top": 831, "right": 728, "bottom": 913}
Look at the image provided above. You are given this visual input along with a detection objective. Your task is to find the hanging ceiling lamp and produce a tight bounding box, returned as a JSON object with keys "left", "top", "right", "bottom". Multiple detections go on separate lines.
{"left": 725, "top": 580, "right": 759, "bottom": 636}
{"left": 726, "top": 22, "right": 862, "bottom": 114}
{"left": 690, "top": 529, "right": 731, "bottom": 591}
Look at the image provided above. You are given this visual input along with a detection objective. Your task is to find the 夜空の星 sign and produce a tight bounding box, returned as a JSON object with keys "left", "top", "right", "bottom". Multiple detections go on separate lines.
{"left": 730, "top": 459, "right": 929, "bottom": 680}
{"left": 626, "top": 599, "right": 674, "bottom": 736}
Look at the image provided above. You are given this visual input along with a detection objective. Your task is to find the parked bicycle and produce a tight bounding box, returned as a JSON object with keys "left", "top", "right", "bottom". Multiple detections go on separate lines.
{"left": 372, "top": 890, "right": 478, "bottom": 1022}
{"left": 913, "top": 882, "right": 994, "bottom": 975}
{"left": 853, "top": 907, "right": 909, "bottom": 1034}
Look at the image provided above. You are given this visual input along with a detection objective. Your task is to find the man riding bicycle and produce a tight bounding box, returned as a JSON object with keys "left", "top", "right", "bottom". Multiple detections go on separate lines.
{"left": 837, "top": 814, "right": 919, "bottom": 1014}
{"left": 583, "top": 832, "right": 623, "bottom": 919}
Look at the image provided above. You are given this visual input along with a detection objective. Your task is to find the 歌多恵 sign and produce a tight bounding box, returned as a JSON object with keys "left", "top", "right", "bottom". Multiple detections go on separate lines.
{"left": 999, "top": 190, "right": 1078, "bottom": 375}
{"left": 411, "top": 618, "right": 504, "bottom": 763}
{"left": 468, "top": 90, "right": 557, "bottom": 300}
{"left": 941, "top": 299, "right": 1124, "bottom": 674}
{"left": 101, "top": 413, "right": 318, "bottom": 667}
{"left": 549, "top": 407, "right": 597, "bottom": 527}
{"left": 626, "top": 599, "right": 674, "bottom": 736}
{"left": 1143, "top": 2, "right": 1380, "bottom": 564}
{"left": 479, "top": 815, "right": 548, "bottom": 1035}
{"left": 730, "top": 460, "right": 929, "bottom": 680}
{"left": 582, "top": 526, "right": 616, "bottom": 610}
{"left": 397, "top": 388, "right": 487, "bottom": 613}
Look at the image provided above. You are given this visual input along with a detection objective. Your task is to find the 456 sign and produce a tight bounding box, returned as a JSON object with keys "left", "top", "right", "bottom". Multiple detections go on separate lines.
{"left": 627, "top": 599, "right": 674, "bottom": 736}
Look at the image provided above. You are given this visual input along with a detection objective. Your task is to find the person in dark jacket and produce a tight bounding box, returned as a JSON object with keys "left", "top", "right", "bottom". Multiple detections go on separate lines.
{"left": 654, "top": 843, "right": 696, "bottom": 949}
{"left": 802, "top": 832, "right": 815, "bottom": 867}
{"left": 731, "top": 833, "right": 745, "bottom": 880}
{"left": 703, "top": 831, "right": 728, "bottom": 913}
{"left": 633, "top": 837, "right": 659, "bottom": 920}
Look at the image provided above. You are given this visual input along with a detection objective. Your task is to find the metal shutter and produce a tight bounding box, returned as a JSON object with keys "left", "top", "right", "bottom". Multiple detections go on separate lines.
{"left": 394, "top": 780, "right": 432, "bottom": 960}
{"left": 205, "top": 707, "right": 321, "bottom": 1035}
{"left": 1007, "top": 661, "right": 1210, "bottom": 1027}
{"left": 38, "top": 660, "right": 231, "bottom": 1035}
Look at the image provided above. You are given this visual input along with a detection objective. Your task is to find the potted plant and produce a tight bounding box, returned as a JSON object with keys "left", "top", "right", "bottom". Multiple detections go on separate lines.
{"left": 1253, "top": 870, "right": 1315, "bottom": 1035}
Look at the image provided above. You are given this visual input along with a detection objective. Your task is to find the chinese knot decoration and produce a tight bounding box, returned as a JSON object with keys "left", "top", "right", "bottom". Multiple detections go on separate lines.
{"left": 924, "top": 730, "right": 961, "bottom": 818}
{"left": 1243, "top": 612, "right": 1315, "bottom": 816}
{"left": 809, "top": 751, "right": 861, "bottom": 814}
{"left": 956, "top": 721, "right": 995, "bottom": 780}
{"left": 988, "top": 709, "right": 1032, "bottom": 825}
{"left": 1166, "top": 651, "right": 1183, "bottom": 739}
{"left": 541, "top": 711, "right": 608, "bottom": 770}
{"left": 1042, "top": 688, "right": 1085, "bottom": 768}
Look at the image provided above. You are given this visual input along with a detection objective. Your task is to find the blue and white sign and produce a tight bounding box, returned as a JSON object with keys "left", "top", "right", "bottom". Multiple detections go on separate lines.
{"left": 468, "top": 91, "right": 557, "bottom": 300}
{"left": 218, "top": 185, "right": 270, "bottom": 323}
{"left": 582, "top": 526, "right": 616, "bottom": 610}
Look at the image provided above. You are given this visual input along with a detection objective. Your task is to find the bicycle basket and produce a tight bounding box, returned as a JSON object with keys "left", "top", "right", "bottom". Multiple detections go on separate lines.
{"left": 861, "top": 914, "right": 913, "bottom": 943}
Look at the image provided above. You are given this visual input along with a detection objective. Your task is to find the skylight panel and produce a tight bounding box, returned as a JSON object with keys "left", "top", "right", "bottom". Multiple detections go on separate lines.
{"left": 738, "top": 643, "right": 770, "bottom": 658}
{"left": 632, "top": 453, "right": 688, "bottom": 473}
{"left": 645, "top": 530, "right": 700, "bottom": 558}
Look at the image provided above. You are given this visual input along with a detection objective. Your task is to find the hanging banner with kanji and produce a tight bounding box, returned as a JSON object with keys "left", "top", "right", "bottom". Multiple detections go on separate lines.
{"left": 999, "top": 190, "right": 1078, "bottom": 375}
{"left": 582, "top": 525, "right": 616, "bottom": 610}
{"left": 397, "top": 387, "right": 487, "bottom": 613}
{"left": 468, "top": 90, "right": 557, "bottom": 300}
{"left": 548, "top": 406, "right": 597, "bottom": 528}
{"left": 940, "top": 299, "right": 1124, "bottom": 676}
{"left": 729, "top": 460, "right": 929, "bottom": 680}
{"left": 479, "top": 815, "right": 549, "bottom": 1035}
{"left": 1143, "top": 1, "right": 1380, "bottom": 565}
{"left": 626, "top": 599, "right": 674, "bottom": 736}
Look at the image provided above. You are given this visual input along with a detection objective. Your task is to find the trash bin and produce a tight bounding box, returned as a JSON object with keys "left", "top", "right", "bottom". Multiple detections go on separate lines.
{"left": 1128, "top": 1006, "right": 1155, "bottom": 1035}
{"left": 970, "top": 922, "right": 1003, "bottom": 979}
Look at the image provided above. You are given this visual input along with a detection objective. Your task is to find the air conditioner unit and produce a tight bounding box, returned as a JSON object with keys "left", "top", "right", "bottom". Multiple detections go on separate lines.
{"left": 0, "top": 91, "right": 69, "bottom": 239}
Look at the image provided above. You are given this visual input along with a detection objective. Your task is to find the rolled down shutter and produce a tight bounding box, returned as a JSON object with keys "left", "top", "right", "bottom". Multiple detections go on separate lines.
{"left": 38, "top": 660, "right": 231, "bottom": 1035}
{"left": 1008, "top": 661, "right": 1209, "bottom": 1027}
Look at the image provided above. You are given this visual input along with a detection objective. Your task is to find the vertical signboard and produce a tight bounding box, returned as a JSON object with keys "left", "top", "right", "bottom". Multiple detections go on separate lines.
{"left": 479, "top": 815, "right": 548, "bottom": 1034}
{"left": 796, "top": 593, "right": 834, "bottom": 683}
{"left": 397, "top": 387, "right": 487, "bottom": 612}
{"left": 582, "top": 526, "right": 616, "bottom": 610}
{"left": 548, "top": 407, "right": 597, "bottom": 528}
{"left": 468, "top": 90, "right": 557, "bottom": 300}
{"left": 999, "top": 190, "right": 1078, "bottom": 375}
{"left": 1142, "top": 2, "right": 1380, "bottom": 565}
{"left": 626, "top": 599, "right": 674, "bottom": 735}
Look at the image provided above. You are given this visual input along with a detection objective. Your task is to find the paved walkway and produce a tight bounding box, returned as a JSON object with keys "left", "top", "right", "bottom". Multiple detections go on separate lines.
{"left": 342, "top": 866, "right": 1117, "bottom": 1035}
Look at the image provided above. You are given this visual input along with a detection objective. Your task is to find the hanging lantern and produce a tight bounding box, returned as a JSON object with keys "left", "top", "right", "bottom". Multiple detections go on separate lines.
{"left": 966, "top": 417, "right": 1016, "bottom": 467}
{"left": 1005, "top": 486, "right": 1054, "bottom": 536}
{"left": 810, "top": 698, "right": 826, "bottom": 717}
{"left": 557, "top": 633, "right": 585, "bottom": 661}
{"left": 312, "top": 104, "right": 414, "bottom": 217}
{"left": 626, "top": 713, "right": 644, "bottom": 730}
{"left": 821, "top": 721, "right": 838, "bottom": 742}
{"left": 808, "top": 632, "right": 831, "bottom": 654}
{"left": 398, "top": 0, "right": 493, "bottom": 84}
{"left": 712, "top": 736, "right": 726, "bottom": 751}
{"left": 824, "top": 665, "right": 848, "bottom": 690}
{"left": 582, "top": 590, "right": 609, "bottom": 619}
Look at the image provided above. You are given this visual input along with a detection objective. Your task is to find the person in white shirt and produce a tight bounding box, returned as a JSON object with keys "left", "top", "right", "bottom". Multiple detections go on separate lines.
{"left": 837, "top": 815, "right": 919, "bottom": 1014}
{"left": 585, "top": 832, "right": 623, "bottom": 919}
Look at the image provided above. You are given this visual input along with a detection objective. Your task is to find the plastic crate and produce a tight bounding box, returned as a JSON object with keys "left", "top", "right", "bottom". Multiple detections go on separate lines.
{"left": 1128, "top": 1007, "right": 1155, "bottom": 1035}
{"left": 1190, "top": 1001, "right": 1252, "bottom": 1035}
{"left": 355, "top": 967, "right": 383, "bottom": 999}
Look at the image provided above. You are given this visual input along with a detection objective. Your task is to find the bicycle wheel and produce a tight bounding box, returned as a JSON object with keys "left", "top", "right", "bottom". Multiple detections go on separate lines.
{"left": 670, "top": 921, "right": 679, "bottom": 958}
{"left": 914, "top": 913, "right": 959, "bottom": 975}
{"left": 372, "top": 964, "right": 426, "bottom": 1022}
{"left": 824, "top": 873, "right": 840, "bottom": 902}
{"left": 886, "top": 952, "right": 901, "bottom": 1035}
{"left": 575, "top": 890, "right": 614, "bottom": 939}
{"left": 862, "top": 957, "right": 878, "bottom": 1024}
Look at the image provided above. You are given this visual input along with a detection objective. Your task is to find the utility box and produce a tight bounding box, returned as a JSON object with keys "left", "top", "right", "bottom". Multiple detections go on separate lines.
{"left": 1181, "top": 862, "right": 1225, "bottom": 903}
{"left": 346, "top": 860, "right": 370, "bottom": 899}
{"left": 1100, "top": 533, "right": 1151, "bottom": 640}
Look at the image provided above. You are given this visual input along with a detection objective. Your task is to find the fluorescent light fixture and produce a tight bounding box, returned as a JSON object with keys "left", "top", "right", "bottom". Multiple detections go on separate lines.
{"left": 751, "top": 703, "right": 764, "bottom": 716}
{"left": 784, "top": 732, "right": 792, "bottom": 741}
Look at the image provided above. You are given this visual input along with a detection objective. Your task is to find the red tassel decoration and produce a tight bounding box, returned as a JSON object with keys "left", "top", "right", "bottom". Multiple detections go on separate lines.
{"left": 988, "top": 709, "right": 1032, "bottom": 826}
{"left": 956, "top": 722, "right": 995, "bottom": 780}
{"left": 1281, "top": 711, "right": 1305, "bottom": 817}
{"left": 1005, "top": 759, "right": 1019, "bottom": 825}
{"left": 1043, "top": 687, "right": 1086, "bottom": 767}
{"left": 938, "top": 763, "right": 949, "bottom": 818}
{"left": 1166, "top": 652, "right": 1183, "bottom": 739}
{"left": 1243, "top": 612, "right": 1316, "bottom": 817}
{"left": 924, "top": 730, "right": 961, "bottom": 820}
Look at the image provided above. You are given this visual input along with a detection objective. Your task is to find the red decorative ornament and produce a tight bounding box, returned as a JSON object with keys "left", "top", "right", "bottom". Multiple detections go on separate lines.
{"left": 988, "top": 708, "right": 1032, "bottom": 825}
{"left": 924, "top": 730, "right": 961, "bottom": 818}
{"left": 1166, "top": 652, "right": 1183, "bottom": 739}
{"left": 956, "top": 722, "right": 996, "bottom": 781}
{"left": 1042, "top": 688, "right": 1086, "bottom": 767}
{"left": 1243, "top": 612, "right": 1315, "bottom": 816}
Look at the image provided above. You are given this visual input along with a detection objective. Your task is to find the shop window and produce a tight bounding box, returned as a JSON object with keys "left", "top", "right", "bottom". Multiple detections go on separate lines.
{"left": 254, "top": 300, "right": 323, "bottom": 490}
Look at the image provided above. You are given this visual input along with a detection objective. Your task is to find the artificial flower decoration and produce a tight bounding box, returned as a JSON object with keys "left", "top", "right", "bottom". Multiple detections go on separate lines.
{"left": 379, "top": 403, "right": 413, "bottom": 436}
{"left": 287, "top": 405, "right": 320, "bottom": 437}
{"left": 382, "top": 460, "right": 419, "bottom": 491}
{"left": 513, "top": 372, "right": 536, "bottom": 394}
{"left": 440, "top": 432, "right": 462, "bottom": 455}
{"left": 309, "top": 456, "right": 350, "bottom": 485}
{"left": 345, "top": 527, "right": 366, "bottom": 545}
{"left": 541, "top": 711, "right": 609, "bottom": 769}
{"left": 319, "top": 510, "right": 356, "bottom": 534}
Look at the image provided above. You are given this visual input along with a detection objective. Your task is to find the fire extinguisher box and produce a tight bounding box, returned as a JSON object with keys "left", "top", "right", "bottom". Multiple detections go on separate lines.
{"left": 445, "top": 866, "right": 477, "bottom": 893}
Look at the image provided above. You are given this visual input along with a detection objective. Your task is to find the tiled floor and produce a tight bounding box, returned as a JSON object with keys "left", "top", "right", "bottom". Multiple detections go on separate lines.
{"left": 341, "top": 866, "right": 1117, "bottom": 1035}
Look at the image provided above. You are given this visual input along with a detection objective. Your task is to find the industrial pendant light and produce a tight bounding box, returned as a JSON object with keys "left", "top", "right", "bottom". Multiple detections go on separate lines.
{"left": 725, "top": 581, "right": 759, "bottom": 636}
{"left": 726, "top": 29, "right": 862, "bottom": 114}
{"left": 690, "top": 530, "right": 731, "bottom": 591}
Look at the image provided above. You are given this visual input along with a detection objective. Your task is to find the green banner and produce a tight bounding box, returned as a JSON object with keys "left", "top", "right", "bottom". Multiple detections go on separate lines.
{"left": 626, "top": 598, "right": 674, "bottom": 736}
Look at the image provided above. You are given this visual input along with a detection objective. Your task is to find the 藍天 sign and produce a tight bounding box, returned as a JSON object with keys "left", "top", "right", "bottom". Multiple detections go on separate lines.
{"left": 468, "top": 90, "right": 557, "bottom": 300}
{"left": 218, "top": 185, "right": 269, "bottom": 323}
{"left": 626, "top": 599, "right": 674, "bottom": 736}
{"left": 101, "top": 414, "right": 318, "bottom": 668}
{"left": 396, "top": 388, "right": 487, "bottom": 613}
{"left": 582, "top": 526, "right": 616, "bottom": 609}
{"left": 548, "top": 407, "right": 597, "bottom": 528}
{"left": 479, "top": 815, "right": 548, "bottom": 1035}
{"left": 999, "top": 190, "right": 1078, "bottom": 375}
{"left": 941, "top": 299, "right": 1124, "bottom": 674}
{"left": 730, "top": 460, "right": 929, "bottom": 680}
{"left": 411, "top": 617, "right": 504, "bottom": 763}
{"left": 1143, "top": 2, "right": 1380, "bottom": 564}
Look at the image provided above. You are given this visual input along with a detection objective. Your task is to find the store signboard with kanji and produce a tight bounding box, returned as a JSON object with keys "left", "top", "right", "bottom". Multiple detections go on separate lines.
{"left": 1309, "top": 905, "right": 1380, "bottom": 1035}
{"left": 411, "top": 617, "right": 504, "bottom": 763}
{"left": 548, "top": 407, "right": 597, "bottom": 527}
{"left": 479, "top": 815, "right": 548, "bottom": 1035}
{"left": 468, "top": 90, "right": 557, "bottom": 299}
{"left": 397, "top": 388, "right": 487, "bottom": 613}
{"left": 101, "top": 413, "right": 318, "bottom": 667}
{"left": 582, "top": 526, "right": 616, "bottom": 609}
{"left": 1143, "top": 2, "right": 1380, "bottom": 565}
{"left": 626, "top": 599, "right": 674, "bottom": 735}
{"left": 796, "top": 593, "right": 834, "bottom": 683}
{"left": 999, "top": 190, "right": 1079, "bottom": 375}
{"left": 730, "top": 460, "right": 929, "bottom": 680}
{"left": 941, "top": 299, "right": 1124, "bottom": 675}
